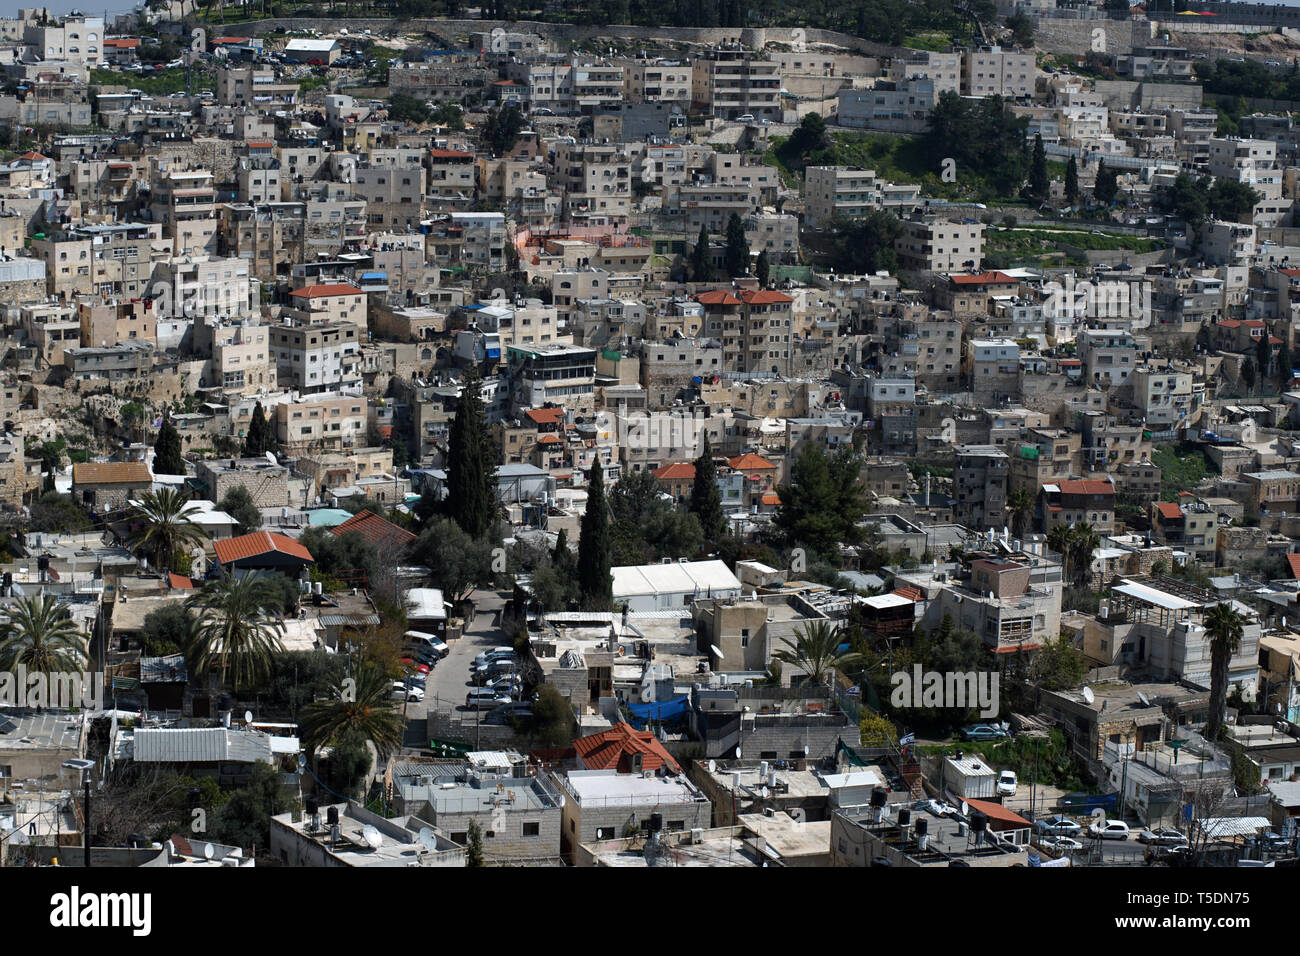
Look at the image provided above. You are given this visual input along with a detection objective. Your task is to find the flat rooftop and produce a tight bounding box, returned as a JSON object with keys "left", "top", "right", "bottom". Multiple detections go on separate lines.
{"left": 561, "top": 769, "right": 706, "bottom": 807}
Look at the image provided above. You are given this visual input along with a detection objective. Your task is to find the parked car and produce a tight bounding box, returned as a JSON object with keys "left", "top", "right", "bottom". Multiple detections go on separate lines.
{"left": 997, "top": 770, "right": 1017, "bottom": 796}
{"left": 736, "top": 113, "right": 755, "bottom": 123}
{"left": 1033, "top": 816, "right": 1082, "bottom": 836}
{"left": 960, "top": 724, "right": 1009, "bottom": 741}
{"left": 391, "top": 681, "right": 424, "bottom": 702}
{"left": 1137, "top": 827, "right": 1188, "bottom": 847}
{"left": 1039, "top": 835, "right": 1083, "bottom": 852}
{"left": 486, "top": 676, "right": 522, "bottom": 697}
{"left": 406, "top": 631, "right": 448, "bottom": 658}
{"left": 1146, "top": 844, "right": 1195, "bottom": 866}
{"left": 1245, "top": 830, "right": 1289, "bottom": 853}
{"left": 1089, "top": 819, "right": 1130, "bottom": 840}
{"left": 465, "top": 688, "right": 511, "bottom": 710}
{"left": 400, "top": 658, "right": 431, "bottom": 675}
{"left": 474, "top": 647, "right": 515, "bottom": 667}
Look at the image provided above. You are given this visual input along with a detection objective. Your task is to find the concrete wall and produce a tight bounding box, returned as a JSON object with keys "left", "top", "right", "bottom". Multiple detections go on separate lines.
{"left": 1031, "top": 16, "right": 1153, "bottom": 56}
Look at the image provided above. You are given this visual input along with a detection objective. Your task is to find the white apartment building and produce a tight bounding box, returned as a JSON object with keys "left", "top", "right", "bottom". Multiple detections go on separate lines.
{"left": 894, "top": 218, "right": 984, "bottom": 273}
{"left": 962, "top": 46, "right": 1037, "bottom": 98}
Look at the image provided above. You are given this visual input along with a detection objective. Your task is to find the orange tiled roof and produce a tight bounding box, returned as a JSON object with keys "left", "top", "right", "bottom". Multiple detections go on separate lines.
{"left": 1287, "top": 554, "right": 1300, "bottom": 580}
{"left": 728, "top": 453, "right": 776, "bottom": 471}
{"left": 893, "top": 585, "right": 923, "bottom": 601}
{"left": 738, "top": 289, "right": 793, "bottom": 305}
{"left": 1156, "top": 501, "right": 1183, "bottom": 520}
{"left": 696, "top": 289, "right": 743, "bottom": 306}
{"left": 537, "top": 433, "right": 563, "bottom": 445}
{"left": 964, "top": 797, "right": 1031, "bottom": 827}
{"left": 949, "top": 271, "right": 1016, "bottom": 285}
{"left": 573, "top": 721, "right": 681, "bottom": 774}
{"left": 524, "top": 407, "right": 565, "bottom": 425}
{"left": 761, "top": 492, "right": 781, "bottom": 506}
{"left": 214, "top": 531, "right": 314, "bottom": 566}
{"left": 1055, "top": 479, "right": 1115, "bottom": 496}
{"left": 167, "top": 572, "right": 195, "bottom": 590}
{"left": 331, "top": 509, "right": 416, "bottom": 551}
{"left": 653, "top": 462, "right": 696, "bottom": 481}
{"left": 290, "top": 283, "right": 364, "bottom": 298}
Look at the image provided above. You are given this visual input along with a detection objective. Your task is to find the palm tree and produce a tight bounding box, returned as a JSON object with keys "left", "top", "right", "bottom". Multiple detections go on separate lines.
{"left": 0, "top": 594, "right": 87, "bottom": 673}
{"left": 1069, "top": 522, "right": 1101, "bottom": 591}
{"left": 1046, "top": 524, "right": 1074, "bottom": 582}
{"left": 128, "top": 488, "right": 209, "bottom": 574}
{"left": 1204, "top": 602, "right": 1245, "bottom": 740}
{"left": 185, "top": 573, "right": 286, "bottom": 693}
{"left": 1008, "top": 489, "right": 1034, "bottom": 540}
{"left": 772, "top": 619, "right": 863, "bottom": 689}
{"left": 300, "top": 662, "right": 405, "bottom": 758}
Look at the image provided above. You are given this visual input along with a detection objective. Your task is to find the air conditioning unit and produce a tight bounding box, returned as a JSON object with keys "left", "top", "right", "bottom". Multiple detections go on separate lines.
{"left": 689, "top": 827, "right": 704, "bottom": 844}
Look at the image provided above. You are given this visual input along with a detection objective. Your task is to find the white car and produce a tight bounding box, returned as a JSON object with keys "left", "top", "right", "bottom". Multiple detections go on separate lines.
{"left": 391, "top": 681, "right": 424, "bottom": 702}
{"left": 1039, "top": 835, "right": 1083, "bottom": 852}
{"left": 997, "top": 770, "right": 1017, "bottom": 796}
{"left": 1089, "top": 819, "right": 1130, "bottom": 840}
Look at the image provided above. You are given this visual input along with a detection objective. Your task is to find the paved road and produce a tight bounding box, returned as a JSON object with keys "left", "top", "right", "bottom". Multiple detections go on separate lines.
{"left": 421, "top": 588, "right": 511, "bottom": 717}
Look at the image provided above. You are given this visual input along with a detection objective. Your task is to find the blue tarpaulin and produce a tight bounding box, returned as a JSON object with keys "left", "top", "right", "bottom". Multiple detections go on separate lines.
{"left": 626, "top": 696, "right": 690, "bottom": 727}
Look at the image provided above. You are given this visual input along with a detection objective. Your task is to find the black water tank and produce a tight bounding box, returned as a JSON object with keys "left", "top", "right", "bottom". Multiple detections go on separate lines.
{"left": 326, "top": 806, "right": 340, "bottom": 826}
{"left": 305, "top": 795, "right": 319, "bottom": 816}
{"left": 648, "top": 812, "right": 663, "bottom": 833}
{"left": 971, "top": 812, "right": 988, "bottom": 834}
{"left": 914, "top": 817, "right": 928, "bottom": 836}
{"left": 897, "top": 808, "right": 911, "bottom": 828}
{"left": 870, "top": 788, "right": 888, "bottom": 809}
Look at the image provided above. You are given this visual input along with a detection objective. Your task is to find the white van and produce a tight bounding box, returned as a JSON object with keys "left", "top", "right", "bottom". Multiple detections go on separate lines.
{"left": 405, "top": 630, "right": 448, "bottom": 658}
{"left": 465, "top": 688, "right": 510, "bottom": 710}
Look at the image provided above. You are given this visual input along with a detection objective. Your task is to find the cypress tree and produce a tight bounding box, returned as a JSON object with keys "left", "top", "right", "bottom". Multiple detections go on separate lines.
{"left": 446, "top": 368, "right": 497, "bottom": 539}
{"left": 756, "top": 248, "right": 771, "bottom": 287}
{"left": 244, "top": 401, "right": 273, "bottom": 457}
{"left": 690, "top": 223, "right": 714, "bottom": 283}
{"left": 690, "top": 434, "right": 726, "bottom": 541}
{"left": 1065, "top": 155, "right": 1079, "bottom": 203}
{"left": 153, "top": 416, "right": 184, "bottom": 475}
{"left": 1278, "top": 338, "right": 1292, "bottom": 387}
{"left": 1094, "top": 159, "right": 1117, "bottom": 205}
{"left": 1027, "top": 134, "right": 1048, "bottom": 201}
{"left": 577, "top": 459, "right": 613, "bottom": 611}
{"left": 724, "top": 212, "right": 750, "bottom": 277}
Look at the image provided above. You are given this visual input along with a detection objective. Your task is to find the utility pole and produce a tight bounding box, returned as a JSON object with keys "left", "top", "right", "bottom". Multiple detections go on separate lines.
{"left": 83, "top": 776, "right": 91, "bottom": 868}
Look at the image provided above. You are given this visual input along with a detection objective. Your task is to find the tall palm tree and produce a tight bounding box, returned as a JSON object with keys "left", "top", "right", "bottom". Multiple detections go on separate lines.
{"left": 128, "top": 488, "right": 209, "bottom": 574}
{"left": 300, "top": 662, "right": 405, "bottom": 758}
{"left": 0, "top": 594, "right": 87, "bottom": 673}
{"left": 185, "top": 573, "right": 286, "bottom": 693}
{"left": 1046, "top": 524, "right": 1074, "bottom": 582}
{"left": 772, "top": 620, "right": 864, "bottom": 689}
{"left": 1069, "top": 522, "right": 1101, "bottom": 591}
{"left": 1204, "top": 602, "right": 1245, "bottom": 740}
{"left": 1008, "top": 489, "right": 1034, "bottom": 540}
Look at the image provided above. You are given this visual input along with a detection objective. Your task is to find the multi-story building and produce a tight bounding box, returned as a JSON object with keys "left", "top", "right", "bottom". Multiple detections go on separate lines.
{"left": 1041, "top": 478, "right": 1116, "bottom": 535}
{"left": 953, "top": 444, "right": 1009, "bottom": 531}
{"left": 274, "top": 392, "right": 370, "bottom": 454}
{"left": 969, "top": 338, "right": 1020, "bottom": 404}
{"left": 696, "top": 289, "right": 796, "bottom": 375}
{"left": 621, "top": 58, "right": 693, "bottom": 105}
{"left": 691, "top": 44, "right": 782, "bottom": 121}
{"left": 270, "top": 322, "right": 363, "bottom": 394}
{"left": 506, "top": 343, "right": 597, "bottom": 416}
{"left": 895, "top": 218, "right": 984, "bottom": 273}
{"left": 962, "top": 46, "right": 1037, "bottom": 98}
{"left": 804, "top": 166, "right": 921, "bottom": 226}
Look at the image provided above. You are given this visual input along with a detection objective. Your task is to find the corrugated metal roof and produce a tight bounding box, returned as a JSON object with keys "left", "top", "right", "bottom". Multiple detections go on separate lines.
{"left": 133, "top": 727, "right": 272, "bottom": 764}
{"left": 318, "top": 613, "right": 380, "bottom": 628}
{"left": 72, "top": 461, "right": 152, "bottom": 485}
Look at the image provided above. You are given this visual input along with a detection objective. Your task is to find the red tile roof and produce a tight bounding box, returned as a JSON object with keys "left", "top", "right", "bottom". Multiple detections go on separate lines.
{"left": 1156, "top": 501, "right": 1184, "bottom": 520}
{"left": 653, "top": 462, "right": 696, "bottom": 481}
{"left": 573, "top": 721, "right": 681, "bottom": 774}
{"left": 524, "top": 407, "right": 565, "bottom": 425}
{"left": 430, "top": 148, "right": 474, "bottom": 159}
{"left": 331, "top": 510, "right": 416, "bottom": 551}
{"left": 892, "top": 585, "right": 923, "bottom": 601}
{"left": 1287, "top": 553, "right": 1300, "bottom": 581}
{"left": 290, "top": 283, "right": 364, "bottom": 298}
{"left": 738, "top": 289, "right": 793, "bottom": 305}
{"left": 168, "top": 572, "right": 196, "bottom": 590}
{"left": 964, "top": 797, "right": 1031, "bottom": 827}
{"left": 761, "top": 492, "right": 781, "bottom": 506}
{"left": 214, "top": 531, "right": 314, "bottom": 566}
{"left": 537, "top": 433, "right": 563, "bottom": 444}
{"left": 728, "top": 453, "right": 776, "bottom": 471}
{"left": 949, "top": 271, "right": 1017, "bottom": 285}
{"left": 696, "top": 289, "right": 743, "bottom": 306}
{"left": 103, "top": 37, "right": 141, "bottom": 48}
{"left": 1055, "top": 479, "right": 1115, "bottom": 496}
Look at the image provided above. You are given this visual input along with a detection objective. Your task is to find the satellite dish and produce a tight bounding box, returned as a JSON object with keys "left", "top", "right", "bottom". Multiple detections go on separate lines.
{"left": 710, "top": 644, "right": 724, "bottom": 661}
{"left": 265, "top": 451, "right": 277, "bottom": 465}
{"left": 362, "top": 825, "right": 384, "bottom": 849}
{"left": 707, "top": 759, "right": 717, "bottom": 773}
{"left": 1081, "top": 686, "right": 1095, "bottom": 705}
{"left": 418, "top": 828, "right": 437, "bottom": 851}
{"left": 961, "top": 801, "right": 969, "bottom": 817}
{"left": 734, "top": 746, "right": 742, "bottom": 759}
{"left": 243, "top": 710, "right": 253, "bottom": 725}
{"left": 1136, "top": 692, "right": 1150, "bottom": 707}
{"left": 203, "top": 843, "right": 214, "bottom": 860}
{"left": 297, "top": 753, "right": 306, "bottom": 772}
{"left": 9, "top": 830, "right": 29, "bottom": 846}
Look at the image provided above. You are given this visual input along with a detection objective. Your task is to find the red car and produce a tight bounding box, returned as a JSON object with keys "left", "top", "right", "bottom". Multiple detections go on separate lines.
{"left": 400, "top": 658, "right": 431, "bottom": 675}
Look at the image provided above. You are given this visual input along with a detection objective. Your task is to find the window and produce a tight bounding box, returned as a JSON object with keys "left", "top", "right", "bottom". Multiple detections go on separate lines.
{"left": 451, "top": 831, "right": 467, "bottom": 844}
{"left": 522, "top": 821, "right": 540, "bottom": 836}
{"left": 595, "top": 826, "right": 615, "bottom": 839}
